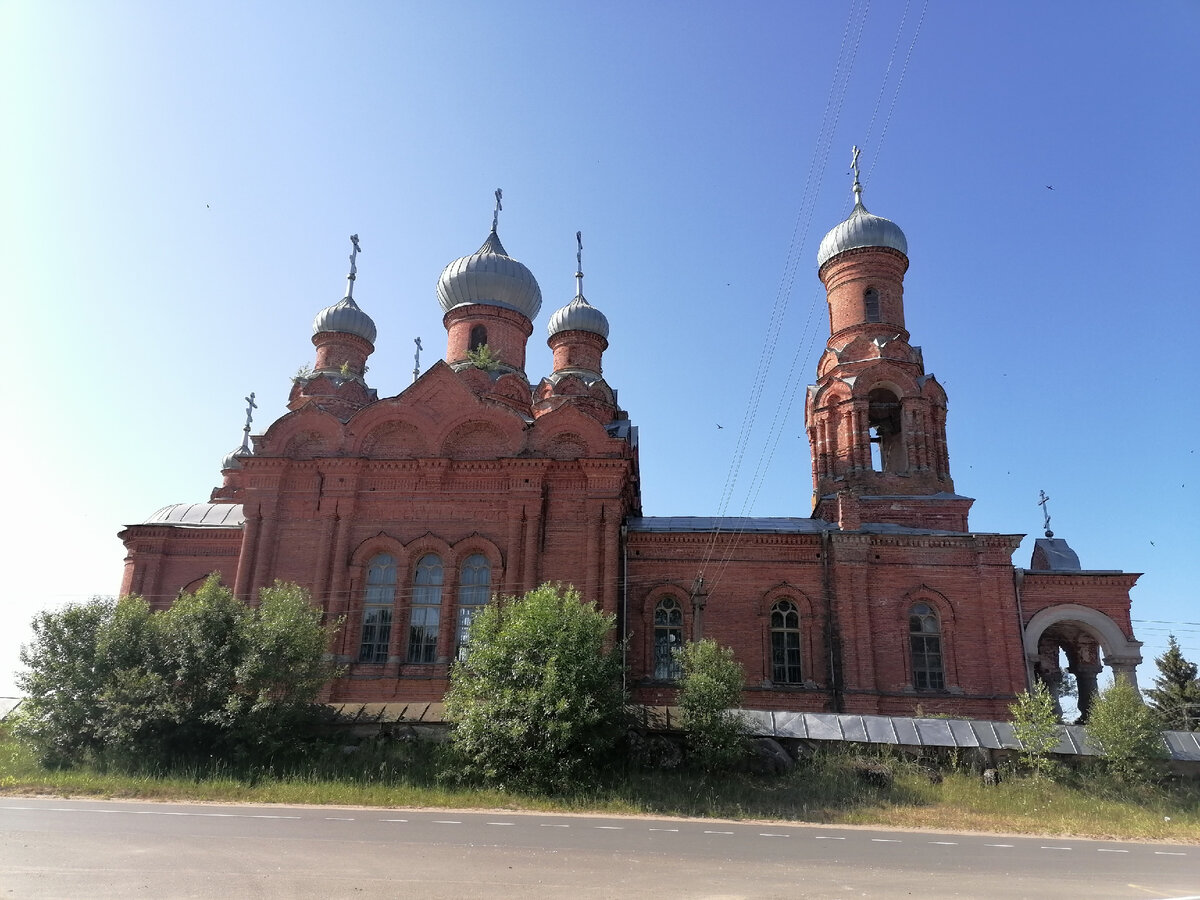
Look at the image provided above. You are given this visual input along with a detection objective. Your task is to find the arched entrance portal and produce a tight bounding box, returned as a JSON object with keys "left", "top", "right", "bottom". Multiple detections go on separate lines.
{"left": 1023, "top": 604, "right": 1142, "bottom": 724}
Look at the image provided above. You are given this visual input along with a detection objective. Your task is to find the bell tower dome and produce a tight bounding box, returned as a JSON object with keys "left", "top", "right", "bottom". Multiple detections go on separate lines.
{"left": 806, "top": 148, "right": 971, "bottom": 531}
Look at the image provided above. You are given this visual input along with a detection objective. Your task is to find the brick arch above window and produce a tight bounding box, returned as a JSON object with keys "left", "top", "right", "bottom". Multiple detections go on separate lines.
{"left": 756, "top": 583, "right": 816, "bottom": 619}
{"left": 447, "top": 534, "right": 504, "bottom": 574}
{"left": 349, "top": 531, "right": 406, "bottom": 573}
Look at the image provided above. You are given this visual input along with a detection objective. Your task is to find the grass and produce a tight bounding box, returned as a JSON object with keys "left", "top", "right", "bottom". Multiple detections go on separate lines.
{"left": 3, "top": 730, "right": 1198, "bottom": 843}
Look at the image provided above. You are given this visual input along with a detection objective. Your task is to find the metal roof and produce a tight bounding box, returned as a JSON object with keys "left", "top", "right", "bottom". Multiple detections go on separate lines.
{"left": 737, "top": 710, "right": 1200, "bottom": 761}
{"left": 135, "top": 502, "right": 246, "bottom": 528}
{"left": 626, "top": 516, "right": 975, "bottom": 537}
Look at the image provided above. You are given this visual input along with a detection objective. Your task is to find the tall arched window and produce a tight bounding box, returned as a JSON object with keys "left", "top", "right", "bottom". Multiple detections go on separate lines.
{"left": 770, "top": 600, "right": 803, "bottom": 684}
{"left": 408, "top": 554, "right": 443, "bottom": 663}
{"left": 455, "top": 553, "right": 491, "bottom": 660}
{"left": 358, "top": 553, "right": 396, "bottom": 663}
{"left": 909, "top": 602, "right": 945, "bottom": 690}
{"left": 864, "top": 287, "right": 881, "bottom": 322}
{"left": 653, "top": 596, "right": 684, "bottom": 681}
{"left": 469, "top": 324, "right": 488, "bottom": 351}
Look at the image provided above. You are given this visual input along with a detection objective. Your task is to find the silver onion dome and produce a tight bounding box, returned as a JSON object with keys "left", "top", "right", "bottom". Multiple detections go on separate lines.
{"left": 312, "top": 296, "right": 378, "bottom": 344}
{"left": 437, "top": 230, "right": 542, "bottom": 320}
{"left": 817, "top": 179, "right": 907, "bottom": 269}
{"left": 220, "top": 445, "right": 250, "bottom": 471}
{"left": 548, "top": 294, "right": 609, "bottom": 339}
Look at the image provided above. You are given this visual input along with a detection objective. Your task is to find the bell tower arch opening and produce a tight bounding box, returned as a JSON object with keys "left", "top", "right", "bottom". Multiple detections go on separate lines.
{"left": 867, "top": 387, "right": 905, "bottom": 473}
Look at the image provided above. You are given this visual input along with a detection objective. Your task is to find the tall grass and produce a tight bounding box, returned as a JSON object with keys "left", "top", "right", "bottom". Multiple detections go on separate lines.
{"left": 3, "top": 727, "right": 1198, "bottom": 842}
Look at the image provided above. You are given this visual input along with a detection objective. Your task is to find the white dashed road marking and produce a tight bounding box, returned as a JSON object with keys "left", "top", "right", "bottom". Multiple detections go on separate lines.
{"left": 704, "top": 830, "right": 734, "bottom": 835}
{"left": 872, "top": 839, "right": 902, "bottom": 843}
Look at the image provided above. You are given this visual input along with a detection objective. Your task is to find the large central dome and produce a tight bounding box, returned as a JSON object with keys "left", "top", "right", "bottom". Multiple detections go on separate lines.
{"left": 437, "top": 229, "right": 542, "bottom": 320}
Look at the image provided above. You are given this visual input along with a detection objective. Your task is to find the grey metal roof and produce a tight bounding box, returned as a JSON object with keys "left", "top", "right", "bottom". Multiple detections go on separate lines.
{"left": 817, "top": 200, "right": 908, "bottom": 268}
{"left": 547, "top": 294, "right": 610, "bottom": 339}
{"left": 628, "top": 516, "right": 832, "bottom": 534}
{"left": 437, "top": 229, "right": 543, "bottom": 320}
{"left": 136, "top": 502, "right": 246, "bottom": 528}
{"left": 312, "top": 296, "right": 377, "bottom": 344}
{"left": 739, "top": 710, "right": 1200, "bottom": 761}
{"left": 626, "top": 516, "right": 975, "bottom": 537}
{"left": 1029, "top": 537, "right": 1082, "bottom": 571}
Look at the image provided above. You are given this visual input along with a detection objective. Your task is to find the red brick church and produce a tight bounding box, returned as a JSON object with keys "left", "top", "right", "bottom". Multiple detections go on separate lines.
{"left": 118, "top": 171, "right": 1143, "bottom": 722}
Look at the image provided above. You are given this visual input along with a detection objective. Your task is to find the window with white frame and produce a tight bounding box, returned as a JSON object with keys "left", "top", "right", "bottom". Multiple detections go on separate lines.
{"left": 653, "top": 596, "right": 684, "bottom": 681}
{"left": 770, "top": 599, "right": 803, "bottom": 684}
{"left": 455, "top": 553, "right": 491, "bottom": 660}
{"left": 358, "top": 553, "right": 396, "bottom": 663}
{"left": 909, "top": 602, "right": 945, "bottom": 690}
{"left": 408, "top": 554, "right": 443, "bottom": 663}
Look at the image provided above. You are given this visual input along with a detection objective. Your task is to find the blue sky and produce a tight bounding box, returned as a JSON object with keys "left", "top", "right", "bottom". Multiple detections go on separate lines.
{"left": 2, "top": 1, "right": 1197, "bottom": 698}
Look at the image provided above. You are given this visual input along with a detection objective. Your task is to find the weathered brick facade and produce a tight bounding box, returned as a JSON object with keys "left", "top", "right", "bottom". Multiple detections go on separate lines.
{"left": 119, "top": 189, "right": 1143, "bottom": 721}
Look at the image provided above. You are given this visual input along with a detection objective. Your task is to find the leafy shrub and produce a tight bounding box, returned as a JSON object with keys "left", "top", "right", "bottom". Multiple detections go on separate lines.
{"left": 1010, "top": 681, "right": 1062, "bottom": 778}
{"left": 1085, "top": 678, "right": 1166, "bottom": 783}
{"left": 677, "top": 639, "right": 746, "bottom": 772}
{"left": 15, "top": 576, "right": 339, "bottom": 770}
{"left": 444, "top": 583, "right": 626, "bottom": 792}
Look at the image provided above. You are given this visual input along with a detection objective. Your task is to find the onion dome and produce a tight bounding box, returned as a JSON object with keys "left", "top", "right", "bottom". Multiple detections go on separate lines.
{"left": 548, "top": 294, "right": 609, "bottom": 339}
{"left": 220, "top": 445, "right": 250, "bottom": 471}
{"left": 817, "top": 171, "right": 908, "bottom": 269}
{"left": 312, "top": 296, "right": 377, "bottom": 344}
{"left": 437, "top": 229, "right": 542, "bottom": 320}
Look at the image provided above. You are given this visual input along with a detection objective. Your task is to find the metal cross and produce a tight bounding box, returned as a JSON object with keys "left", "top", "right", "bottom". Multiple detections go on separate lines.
{"left": 241, "top": 392, "right": 257, "bottom": 451}
{"left": 1038, "top": 490, "right": 1054, "bottom": 538}
{"left": 346, "top": 234, "right": 361, "bottom": 298}
{"left": 413, "top": 336, "right": 423, "bottom": 384}
{"left": 492, "top": 188, "right": 503, "bottom": 232}
{"left": 575, "top": 231, "right": 584, "bottom": 297}
{"left": 851, "top": 145, "right": 862, "bottom": 181}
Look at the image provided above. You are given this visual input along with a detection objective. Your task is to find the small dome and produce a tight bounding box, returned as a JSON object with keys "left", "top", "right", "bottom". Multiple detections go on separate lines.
{"left": 220, "top": 445, "right": 250, "bottom": 471}
{"left": 313, "top": 296, "right": 377, "bottom": 344}
{"left": 817, "top": 198, "right": 908, "bottom": 269}
{"left": 437, "top": 230, "right": 542, "bottom": 320}
{"left": 548, "top": 294, "right": 609, "bottom": 339}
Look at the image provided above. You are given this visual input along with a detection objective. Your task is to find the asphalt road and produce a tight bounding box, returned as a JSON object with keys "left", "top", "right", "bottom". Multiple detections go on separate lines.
{"left": 1, "top": 797, "right": 1197, "bottom": 899}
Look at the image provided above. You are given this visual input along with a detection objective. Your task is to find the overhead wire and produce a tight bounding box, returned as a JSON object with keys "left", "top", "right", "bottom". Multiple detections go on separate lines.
{"left": 697, "top": 0, "right": 870, "bottom": 588}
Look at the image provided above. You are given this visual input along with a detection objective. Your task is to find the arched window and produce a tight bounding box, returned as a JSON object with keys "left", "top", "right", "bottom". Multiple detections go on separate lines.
{"left": 455, "top": 553, "right": 491, "bottom": 660}
{"left": 469, "top": 324, "right": 488, "bottom": 351}
{"left": 770, "top": 600, "right": 803, "bottom": 684}
{"left": 408, "top": 554, "right": 443, "bottom": 663}
{"left": 909, "top": 602, "right": 945, "bottom": 690}
{"left": 864, "top": 287, "right": 881, "bottom": 323}
{"left": 358, "top": 553, "right": 396, "bottom": 663}
{"left": 653, "top": 596, "right": 684, "bottom": 681}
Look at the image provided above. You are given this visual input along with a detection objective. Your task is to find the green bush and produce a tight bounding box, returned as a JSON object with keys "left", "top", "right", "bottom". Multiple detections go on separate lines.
{"left": 15, "top": 576, "right": 340, "bottom": 770}
{"left": 1009, "top": 681, "right": 1062, "bottom": 779}
{"left": 443, "top": 583, "right": 626, "bottom": 792}
{"left": 1085, "top": 678, "right": 1166, "bottom": 783}
{"left": 677, "top": 639, "right": 746, "bottom": 772}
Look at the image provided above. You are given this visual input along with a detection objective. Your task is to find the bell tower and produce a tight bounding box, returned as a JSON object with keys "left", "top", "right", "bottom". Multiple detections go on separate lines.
{"left": 807, "top": 149, "right": 971, "bottom": 531}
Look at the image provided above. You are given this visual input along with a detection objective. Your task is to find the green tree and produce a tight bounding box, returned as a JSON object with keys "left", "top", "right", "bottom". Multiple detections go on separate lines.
{"left": 444, "top": 583, "right": 626, "bottom": 793}
{"left": 1009, "top": 681, "right": 1062, "bottom": 778}
{"left": 15, "top": 576, "right": 339, "bottom": 769}
{"left": 1085, "top": 678, "right": 1166, "bottom": 783}
{"left": 1143, "top": 635, "right": 1200, "bottom": 731}
{"left": 677, "top": 639, "right": 746, "bottom": 772}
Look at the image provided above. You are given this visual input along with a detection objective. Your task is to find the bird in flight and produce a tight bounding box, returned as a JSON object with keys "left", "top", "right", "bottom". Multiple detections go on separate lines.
{"left": 1045, "top": 185, "right": 1054, "bottom": 190}
{"left": 716, "top": 424, "right": 724, "bottom": 429}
